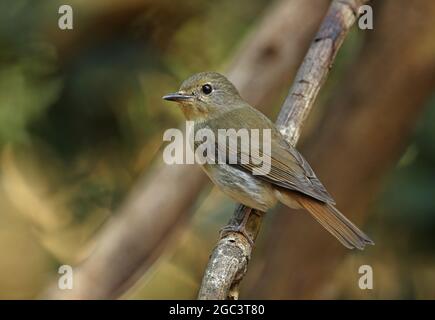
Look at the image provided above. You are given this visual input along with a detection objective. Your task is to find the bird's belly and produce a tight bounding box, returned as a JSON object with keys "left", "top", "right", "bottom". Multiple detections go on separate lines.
{"left": 201, "top": 163, "right": 277, "bottom": 211}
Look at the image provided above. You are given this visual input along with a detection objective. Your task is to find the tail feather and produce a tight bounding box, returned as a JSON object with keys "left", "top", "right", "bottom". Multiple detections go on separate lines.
{"left": 294, "top": 194, "right": 374, "bottom": 250}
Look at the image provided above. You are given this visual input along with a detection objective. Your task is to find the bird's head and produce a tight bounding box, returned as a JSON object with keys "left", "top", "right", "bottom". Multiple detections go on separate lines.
{"left": 163, "top": 72, "right": 243, "bottom": 121}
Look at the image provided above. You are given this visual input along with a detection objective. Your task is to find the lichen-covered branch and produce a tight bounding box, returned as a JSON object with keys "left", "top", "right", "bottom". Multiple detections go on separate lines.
{"left": 251, "top": 0, "right": 435, "bottom": 299}
{"left": 198, "top": 0, "right": 369, "bottom": 300}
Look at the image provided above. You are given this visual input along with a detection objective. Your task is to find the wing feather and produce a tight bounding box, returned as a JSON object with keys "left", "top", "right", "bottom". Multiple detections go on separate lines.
{"left": 195, "top": 107, "right": 335, "bottom": 204}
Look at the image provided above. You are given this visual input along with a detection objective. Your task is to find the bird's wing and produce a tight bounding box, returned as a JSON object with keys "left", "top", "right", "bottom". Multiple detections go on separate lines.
{"left": 201, "top": 107, "right": 335, "bottom": 204}
{"left": 219, "top": 133, "right": 335, "bottom": 204}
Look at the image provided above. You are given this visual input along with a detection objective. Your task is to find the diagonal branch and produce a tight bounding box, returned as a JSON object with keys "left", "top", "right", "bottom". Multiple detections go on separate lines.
{"left": 198, "top": 0, "right": 369, "bottom": 300}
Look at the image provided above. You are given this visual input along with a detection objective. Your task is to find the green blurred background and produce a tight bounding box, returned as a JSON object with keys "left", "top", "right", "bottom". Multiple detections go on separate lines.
{"left": 0, "top": 0, "right": 434, "bottom": 299}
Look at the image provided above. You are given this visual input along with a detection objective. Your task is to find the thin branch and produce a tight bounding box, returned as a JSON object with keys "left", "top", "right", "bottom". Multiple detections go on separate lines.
{"left": 251, "top": 0, "right": 435, "bottom": 298}
{"left": 198, "top": 0, "right": 369, "bottom": 300}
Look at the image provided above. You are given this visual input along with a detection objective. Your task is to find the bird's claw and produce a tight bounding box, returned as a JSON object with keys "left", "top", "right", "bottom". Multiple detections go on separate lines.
{"left": 220, "top": 224, "right": 255, "bottom": 246}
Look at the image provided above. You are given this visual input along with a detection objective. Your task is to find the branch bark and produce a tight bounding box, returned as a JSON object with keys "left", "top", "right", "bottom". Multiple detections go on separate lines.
{"left": 249, "top": 0, "right": 435, "bottom": 299}
{"left": 44, "top": 0, "right": 330, "bottom": 299}
{"left": 198, "top": 0, "right": 369, "bottom": 300}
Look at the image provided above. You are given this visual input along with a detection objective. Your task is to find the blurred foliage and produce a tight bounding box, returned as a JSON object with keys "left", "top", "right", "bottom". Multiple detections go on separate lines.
{"left": 0, "top": 0, "right": 433, "bottom": 299}
{"left": 380, "top": 96, "right": 435, "bottom": 251}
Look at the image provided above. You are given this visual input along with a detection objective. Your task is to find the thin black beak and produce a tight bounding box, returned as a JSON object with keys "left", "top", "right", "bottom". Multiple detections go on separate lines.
{"left": 162, "top": 92, "right": 194, "bottom": 102}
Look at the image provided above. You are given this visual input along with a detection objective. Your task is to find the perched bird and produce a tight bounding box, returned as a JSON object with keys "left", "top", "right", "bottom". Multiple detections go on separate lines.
{"left": 163, "top": 72, "right": 373, "bottom": 250}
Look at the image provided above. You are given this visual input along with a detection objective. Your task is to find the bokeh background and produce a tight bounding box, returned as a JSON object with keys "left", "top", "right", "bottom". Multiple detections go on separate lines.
{"left": 0, "top": 0, "right": 434, "bottom": 299}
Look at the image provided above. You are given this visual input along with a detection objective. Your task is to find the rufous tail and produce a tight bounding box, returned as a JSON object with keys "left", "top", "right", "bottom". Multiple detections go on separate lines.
{"left": 293, "top": 194, "right": 374, "bottom": 250}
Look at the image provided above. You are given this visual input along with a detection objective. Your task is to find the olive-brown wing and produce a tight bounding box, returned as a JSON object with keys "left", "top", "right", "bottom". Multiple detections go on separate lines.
{"left": 215, "top": 132, "right": 335, "bottom": 204}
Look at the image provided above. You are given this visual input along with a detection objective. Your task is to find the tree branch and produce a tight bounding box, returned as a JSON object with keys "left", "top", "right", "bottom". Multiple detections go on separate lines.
{"left": 250, "top": 0, "right": 435, "bottom": 299}
{"left": 198, "top": 0, "right": 369, "bottom": 300}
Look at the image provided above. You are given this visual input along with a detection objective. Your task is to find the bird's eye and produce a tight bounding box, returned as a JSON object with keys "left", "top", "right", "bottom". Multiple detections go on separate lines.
{"left": 201, "top": 84, "right": 212, "bottom": 95}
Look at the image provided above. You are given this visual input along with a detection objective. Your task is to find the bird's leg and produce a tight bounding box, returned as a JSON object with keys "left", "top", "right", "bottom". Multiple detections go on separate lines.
{"left": 220, "top": 206, "right": 255, "bottom": 246}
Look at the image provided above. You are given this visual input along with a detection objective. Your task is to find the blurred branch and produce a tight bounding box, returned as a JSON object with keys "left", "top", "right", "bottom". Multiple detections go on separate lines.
{"left": 198, "top": 0, "right": 369, "bottom": 300}
{"left": 44, "top": 0, "right": 331, "bottom": 299}
{"left": 251, "top": 0, "right": 435, "bottom": 299}
{"left": 49, "top": 0, "right": 203, "bottom": 62}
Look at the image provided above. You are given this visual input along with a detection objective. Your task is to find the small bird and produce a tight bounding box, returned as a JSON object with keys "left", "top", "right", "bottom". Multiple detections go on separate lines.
{"left": 163, "top": 72, "right": 374, "bottom": 250}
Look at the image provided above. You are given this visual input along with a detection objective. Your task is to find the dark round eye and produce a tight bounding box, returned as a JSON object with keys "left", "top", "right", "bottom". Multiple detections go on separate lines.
{"left": 201, "top": 84, "right": 212, "bottom": 95}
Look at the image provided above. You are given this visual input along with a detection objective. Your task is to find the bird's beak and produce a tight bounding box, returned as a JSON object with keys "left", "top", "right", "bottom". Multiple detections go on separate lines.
{"left": 162, "top": 92, "right": 194, "bottom": 102}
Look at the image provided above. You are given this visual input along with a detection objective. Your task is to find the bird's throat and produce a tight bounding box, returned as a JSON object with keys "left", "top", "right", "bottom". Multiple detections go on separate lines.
{"left": 181, "top": 105, "right": 209, "bottom": 121}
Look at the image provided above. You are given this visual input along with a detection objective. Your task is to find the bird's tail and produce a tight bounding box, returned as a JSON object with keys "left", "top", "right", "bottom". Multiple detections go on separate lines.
{"left": 291, "top": 193, "right": 374, "bottom": 250}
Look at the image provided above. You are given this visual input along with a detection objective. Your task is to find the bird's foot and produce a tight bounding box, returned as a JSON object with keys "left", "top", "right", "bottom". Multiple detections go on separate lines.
{"left": 220, "top": 224, "right": 255, "bottom": 246}
{"left": 220, "top": 207, "right": 255, "bottom": 246}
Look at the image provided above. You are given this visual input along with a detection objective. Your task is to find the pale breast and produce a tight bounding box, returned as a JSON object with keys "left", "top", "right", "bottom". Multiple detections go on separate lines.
{"left": 201, "top": 163, "right": 277, "bottom": 211}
